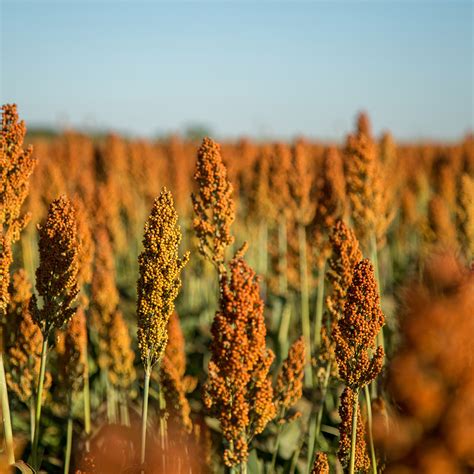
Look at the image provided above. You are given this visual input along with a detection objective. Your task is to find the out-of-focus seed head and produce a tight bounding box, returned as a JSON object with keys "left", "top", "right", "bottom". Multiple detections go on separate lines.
{"left": 427, "top": 194, "right": 457, "bottom": 248}
{"left": 378, "top": 252, "right": 474, "bottom": 472}
{"left": 56, "top": 307, "right": 88, "bottom": 394}
{"left": 107, "top": 310, "right": 136, "bottom": 390}
{"left": 137, "top": 188, "right": 189, "bottom": 371}
{"left": 192, "top": 137, "right": 235, "bottom": 272}
{"left": 5, "top": 270, "right": 51, "bottom": 402}
{"left": 73, "top": 195, "right": 95, "bottom": 297}
{"left": 160, "top": 355, "right": 193, "bottom": 435}
{"left": 311, "top": 452, "right": 329, "bottom": 474}
{"left": 456, "top": 173, "right": 474, "bottom": 259}
{"left": 310, "top": 147, "right": 347, "bottom": 266}
{"left": 30, "top": 195, "right": 80, "bottom": 335}
{"left": 345, "top": 112, "right": 395, "bottom": 250}
{"left": 165, "top": 312, "right": 186, "bottom": 379}
{"left": 274, "top": 336, "right": 305, "bottom": 416}
{"left": 334, "top": 258, "right": 385, "bottom": 389}
{"left": 289, "top": 140, "right": 314, "bottom": 226}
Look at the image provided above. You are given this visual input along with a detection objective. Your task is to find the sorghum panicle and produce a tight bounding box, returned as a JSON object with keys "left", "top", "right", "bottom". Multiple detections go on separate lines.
{"left": 274, "top": 336, "right": 305, "bottom": 417}
{"left": 345, "top": 112, "right": 394, "bottom": 249}
{"left": 90, "top": 226, "right": 119, "bottom": 371}
{"left": 56, "top": 307, "right": 88, "bottom": 394}
{"left": 456, "top": 173, "right": 474, "bottom": 258}
{"left": 0, "top": 104, "right": 36, "bottom": 314}
{"left": 137, "top": 188, "right": 189, "bottom": 370}
{"left": 5, "top": 270, "right": 51, "bottom": 402}
{"left": 427, "top": 194, "right": 457, "bottom": 248}
{"left": 107, "top": 310, "right": 136, "bottom": 390}
{"left": 338, "top": 387, "right": 370, "bottom": 471}
{"left": 192, "top": 137, "right": 235, "bottom": 272}
{"left": 333, "top": 258, "right": 385, "bottom": 389}
{"left": 73, "top": 195, "right": 95, "bottom": 295}
{"left": 160, "top": 355, "right": 193, "bottom": 435}
{"left": 30, "top": 195, "right": 80, "bottom": 335}
{"left": 310, "top": 147, "right": 347, "bottom": 266}
{"left": 319, "top": 220, "right": 362, "bottom": 373}
{"left": 311, "top": 452, "right": 330, "bottom": 474}
{"left": 203, "top": 256, "right": 275, "bottom": 467}
{"left": 380, "top": 252, "right": 474, "bottom": 472}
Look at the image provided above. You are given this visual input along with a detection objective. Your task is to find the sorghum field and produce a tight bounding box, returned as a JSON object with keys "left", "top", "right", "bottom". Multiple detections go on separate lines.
{"left": 1, "top": 104, "right": 473, "bottom": 474}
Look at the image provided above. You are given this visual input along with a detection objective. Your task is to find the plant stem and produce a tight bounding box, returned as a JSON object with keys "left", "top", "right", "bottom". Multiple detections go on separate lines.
{"left": 370, "top": 232, "right": 385, "bottom": 356}
{"left": 313, "top": 261, "right": 326, "bottom": 349}
{"left": 278, "top": 216, "right": 288, "bottom": 295}
{"left": 64, "top": 407, "right": 73, "bottom": 474}
{"left": 258, "top": 220, "right": 268, "bottom": 297}
{"left": 310, "top": 361, "right": 332, "bottom": 465}
{"left": 32, "top": 338, "right": 48, "bottom": 470}
{"left": 120, "top": 390, "right": 130, "bottom": 427}
{"left": 364, "top": 385, "right": 377, "bottom": 474}
{"left": 140, "top": 368, "right": 151, "bottom": 473}
{"left": 30, "top": 398, "right": 35, "bottom": 441}
{"left": 83, "top": 356, "right": 91, "bottom": 451}
{"left": 269, "top": 414, "right": 283, "bottom": 474}
{"left": 0, "top": 352, "right": 15, "bottom": 465}
{"left": 298, "top": 224, "right": 312, "bottom": 387}
{"left": 306, "top": 413, "right": 317, "bottom": 473}
{"left": 348, "top": 388, "right": 360, "bottom": 474}
{"left": 277, "top": 299, "right": 292, "bottom": 361}
{"left": 158, "top": 381, "right": 167, "bottom": 472}
{"left": 370, "top": 232, "right": 384, "bottom": 400}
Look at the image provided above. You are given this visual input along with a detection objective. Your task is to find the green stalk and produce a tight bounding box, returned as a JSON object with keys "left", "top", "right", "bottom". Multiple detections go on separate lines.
{"left": 298, "top": 224, "right": 312, "bottom": 386}
{"left": 278, "top": 216, "right": 288, "bottom": 295}
{"left": 310, "top": 361, "right": 332, "bottom": 465}
{"left": 240, "top": 462, "right": 248, "bottom": 474}
{"left": 277, "top": 299, "right": 292, "bottom": 361}
{"left": 348, "top": 388, "right": 360, "bottom": 474}
{"left": 258, "top": 220, "right": 268, "bottom": 296}
{"left": 31, "top": 338, "right": 48, "bottom": 469}
{"left": 364, "top": 385, "right": 378, "bottom": 474}
{"left": 83, "top": 353, "right": 91, "bottom": 451}
{"left": 64, "top": 403, "right": 73, "bottom": 474}
{"left": 306, "top": 413, "right": 317, "bottom": 473}
{"left": 140, "top": 368, "right": 151, "bottom": 473}
{"left": 0, "top": 352, "right": 15, "bottom": 465}
{"left": 120, "top": 390, "right": 130, "bottom": 427}
{"left": 370, "top": 232, "right": 384, "bottom": 400}
{"left": 106, "top": 377, "right": 117, "bottom": 424}
{"left": 313, "top": 261, "right": 326, "bottom": 349}
{"left": 158, "top": 381, "right": 167, "bottom": 472}
{"left": 30, "top": 398, "right": 35, "bottom": 441}
{"left": 269, "top": 409, "right": 284, "bottom": 473}
{"left": 370, "top": 232, "right": 385, "bottom": 356}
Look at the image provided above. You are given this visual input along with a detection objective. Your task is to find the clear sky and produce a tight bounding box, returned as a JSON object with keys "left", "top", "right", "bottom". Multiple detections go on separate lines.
{"left": 1, "top": 1, "right": 473, "bottom": 140}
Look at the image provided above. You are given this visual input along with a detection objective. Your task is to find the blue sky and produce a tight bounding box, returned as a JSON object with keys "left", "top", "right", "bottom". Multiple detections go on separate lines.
{"left": 1, "top": 1, "right": 472, "bottom": 140}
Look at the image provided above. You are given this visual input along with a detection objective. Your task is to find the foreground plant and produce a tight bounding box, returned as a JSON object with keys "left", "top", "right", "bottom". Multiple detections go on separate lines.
{"left": 136, "top": 188, "right": 189, "bottom": 471}
{"left": 0, "top": 103, "right": 36, "bottom": 465}
{"left": 29, "top": 196, "right": 80, "bottom": 468}
{"left": 203, "top": 253, "right": 276, "bottom": 471}
{"left": 334, "top": 259, "right": 385, "bottom": 474}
